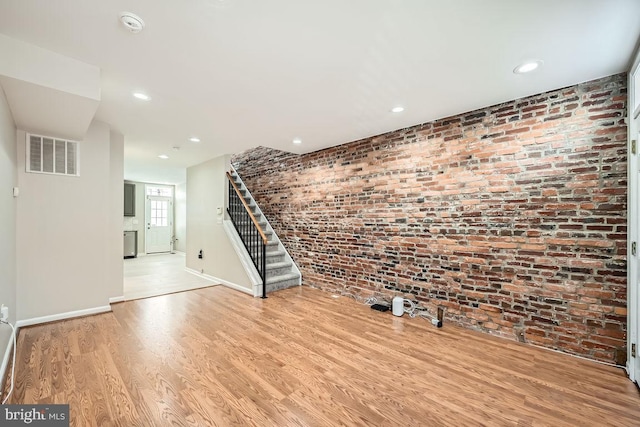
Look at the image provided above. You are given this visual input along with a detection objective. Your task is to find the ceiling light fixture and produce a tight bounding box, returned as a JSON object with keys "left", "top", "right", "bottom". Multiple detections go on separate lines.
{"left": 119, "top": 12, "right": 145, "bottom": 34}
{"left": 133, "top": 92, "right": 151, "bottom": 101}
{"left": 158, "top": 154, "right": 169, "bottom": 159}
{"left": 189, "top": 137, "right": 200, "bottom": 143}
{"left": 292, "top": 138, "right": 302, "bottom": 144}
{"left": 391, "top": 106, "right": 405, "bottom": 113}
{"left": 513, "top": 60, "right": 543, "bottom": 74}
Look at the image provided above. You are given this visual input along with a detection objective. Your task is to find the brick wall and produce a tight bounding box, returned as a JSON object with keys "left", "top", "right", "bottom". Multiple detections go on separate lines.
{"left": 232, "top": 74, "right": 628, "bottom": 365}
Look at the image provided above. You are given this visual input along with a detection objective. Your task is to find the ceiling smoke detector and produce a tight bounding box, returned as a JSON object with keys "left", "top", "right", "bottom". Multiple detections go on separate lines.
{"left": 119, "top": 12, "right": 145, "bottom": 34}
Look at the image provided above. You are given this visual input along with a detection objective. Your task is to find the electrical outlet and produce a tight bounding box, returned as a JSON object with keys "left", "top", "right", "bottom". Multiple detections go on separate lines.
{"left": 0, "top": 304, "right": 8, "bottom": 322}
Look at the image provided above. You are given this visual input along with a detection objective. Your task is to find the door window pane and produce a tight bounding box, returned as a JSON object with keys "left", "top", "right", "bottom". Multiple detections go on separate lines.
{"left": 151, "top": 200, "right": 168, "bottom": 226}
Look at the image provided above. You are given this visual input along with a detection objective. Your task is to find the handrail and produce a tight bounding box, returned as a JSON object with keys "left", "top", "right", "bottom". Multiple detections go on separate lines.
{"left": 226, "top": 171, "right": 268, "bottom": 244}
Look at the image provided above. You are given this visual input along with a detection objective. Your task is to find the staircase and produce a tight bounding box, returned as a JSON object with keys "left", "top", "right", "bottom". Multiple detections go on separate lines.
{"left": 227, "top": 168, "right": 301, "bottom": 296}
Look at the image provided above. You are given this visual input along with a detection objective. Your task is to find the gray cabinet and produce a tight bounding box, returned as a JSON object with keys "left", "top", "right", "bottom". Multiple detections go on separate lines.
{"left": 124, "top": 183, "right": 136, "bottom": 216}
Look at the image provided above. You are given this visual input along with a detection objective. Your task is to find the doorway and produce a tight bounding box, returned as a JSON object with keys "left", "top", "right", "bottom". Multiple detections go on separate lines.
{"left": 145, "top": 185, "right": 174, "bottom": 254}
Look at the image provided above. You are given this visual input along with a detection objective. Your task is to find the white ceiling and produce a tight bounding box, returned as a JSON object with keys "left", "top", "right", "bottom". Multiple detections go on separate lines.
{"left": 1, "top": 0, "right": 639, "bottom": 184}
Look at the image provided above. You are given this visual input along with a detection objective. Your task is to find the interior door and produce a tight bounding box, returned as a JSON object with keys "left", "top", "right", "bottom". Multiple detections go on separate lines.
{"left": 145, "top": 195, "right": 173, "bottom": 254}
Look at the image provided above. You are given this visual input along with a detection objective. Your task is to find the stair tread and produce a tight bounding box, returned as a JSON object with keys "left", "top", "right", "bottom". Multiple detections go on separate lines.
{"left": 266, "top": 250, "right": 285, "bottom": 256}
{"left": 266, "top": 261, "right": 292, "bottom": 269}
{"left": 267, "top": 272, "right": 300, "bottom": 283}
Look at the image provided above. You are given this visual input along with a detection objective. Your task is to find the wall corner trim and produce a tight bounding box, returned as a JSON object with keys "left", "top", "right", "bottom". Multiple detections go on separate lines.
{"left": 109, "top": 296, "right": 125, "bottom": 304}
{"left": 15, "top": 305, "right": 112, "bottom": 328}
{"left": 0, "top": 325, "right": 17, "bottom": 395}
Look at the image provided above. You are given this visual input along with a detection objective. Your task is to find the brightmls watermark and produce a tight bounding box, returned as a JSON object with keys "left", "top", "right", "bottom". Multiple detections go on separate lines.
{"left": 1, "top": 405, "right": 69, "bottom": 426}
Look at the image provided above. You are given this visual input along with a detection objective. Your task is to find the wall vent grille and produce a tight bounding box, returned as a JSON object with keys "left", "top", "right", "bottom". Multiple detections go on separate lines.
{"left": 26, "top": 133, "right": 79, "bottom": 176}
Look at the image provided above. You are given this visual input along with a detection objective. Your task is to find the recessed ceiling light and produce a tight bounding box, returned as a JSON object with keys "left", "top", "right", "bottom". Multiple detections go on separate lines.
{"left": 513, "top": 60, "right": 543, "bottom": 74}
{"left": 133, "top": 92, "right": 151, "bottom": 101}
{"left": 189, "top": 137, "right": 200, "bottom": 143}
{"left": 158, "top": 154, "right": 169, "bottom": 159}
{"left": 391, "top": 106, "right": 405, "bottom": 113}
{"left": 292, "top": 138, "right": 302, "bottom": 144}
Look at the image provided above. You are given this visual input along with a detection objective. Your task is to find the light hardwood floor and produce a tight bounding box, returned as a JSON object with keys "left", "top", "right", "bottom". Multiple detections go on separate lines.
{"left": 3, "top": 285, "right": 640, "bottom": 426}
{"left": 124, "top": 252, "right": 218, "bottom": 301}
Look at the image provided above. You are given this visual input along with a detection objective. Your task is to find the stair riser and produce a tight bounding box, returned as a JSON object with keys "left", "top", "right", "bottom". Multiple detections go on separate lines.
{"left": 266, "top": 265, "right": 293, "bottom": 278}
{"left": 266, "top": 254, "right": 286, "bottom": 263}
{"left": 266, "top": 278, "right": 300, "bottom": 293}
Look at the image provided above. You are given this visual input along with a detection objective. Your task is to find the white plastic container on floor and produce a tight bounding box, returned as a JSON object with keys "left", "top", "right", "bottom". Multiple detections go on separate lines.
{"left": 392, "top": 296, "right": 404, "bottom": 316}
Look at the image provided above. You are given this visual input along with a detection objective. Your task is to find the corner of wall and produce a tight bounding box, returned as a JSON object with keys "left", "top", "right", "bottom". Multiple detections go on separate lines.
{"left": 109, "top": 130, "right": 124, "bottom": 300}
{"left": 0, "top": 82, "right": 18, "bottom": 386}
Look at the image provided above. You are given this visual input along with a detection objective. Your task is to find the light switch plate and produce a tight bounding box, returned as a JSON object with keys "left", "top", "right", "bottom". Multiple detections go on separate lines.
{"left": 12, "top": 187, "right": 19, "bottom": 197}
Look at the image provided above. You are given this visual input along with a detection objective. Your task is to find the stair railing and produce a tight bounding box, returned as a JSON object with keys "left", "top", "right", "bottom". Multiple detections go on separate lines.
{"left": 226, "top": 172, "right": 268, "bottom": 298}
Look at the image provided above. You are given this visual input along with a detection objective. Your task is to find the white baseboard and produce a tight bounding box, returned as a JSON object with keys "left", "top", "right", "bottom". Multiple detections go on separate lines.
{"left": 16, "top": 305, "right": 112, "bottom": 328}
{"left": 185, "top": 268, "right": 252, "bottom": 296}
{"left": 184, "top": 267, "right": 211, "bottom": 279}
{"left": 0, "top": 324, "right": 17, "bottom": 393}
{"left": 529, "top": 342, "right": 619, "bottom": 368}
{"left": 109, "top": 296, "right": 125, "bottom": 304}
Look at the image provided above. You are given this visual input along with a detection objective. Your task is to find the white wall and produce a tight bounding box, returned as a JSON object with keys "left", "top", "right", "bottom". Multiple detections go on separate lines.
{"left": 0, "top": 85, "right": 17, "bottom": 375}
{"left": 0, "top": 33, "right": 100, "bottom": 100}
{"left": 109, "top": 131, "right": 124, "bottom": 299}
{"left": 0, "top": 34, "right": 100, "bottom": 141}
{"left": 175, "top": 182, "right": 187, "bottom": 252}
{"left": 187, "top": 155, "right": 251, "bottom": 289}
{"left": 16, "top": 120, "right": 122, "bottom": 320}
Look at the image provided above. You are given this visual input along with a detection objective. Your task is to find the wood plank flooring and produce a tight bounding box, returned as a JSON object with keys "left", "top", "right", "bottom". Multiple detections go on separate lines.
{"left": 123, "top": 253, "right": 219, "bottom": 301}
{"left": 3, "top": 285, "right": 640, "bottom": 426}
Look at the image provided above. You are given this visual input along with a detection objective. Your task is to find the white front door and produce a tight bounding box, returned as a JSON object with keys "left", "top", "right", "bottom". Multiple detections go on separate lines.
{"left": 145, "top": 195, "right": 173, "bottom": 254}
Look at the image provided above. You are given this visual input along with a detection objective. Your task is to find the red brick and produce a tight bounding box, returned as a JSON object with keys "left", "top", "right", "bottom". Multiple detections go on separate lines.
{"left": 232, "top": 73, "right": 628, "bottom": 366}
